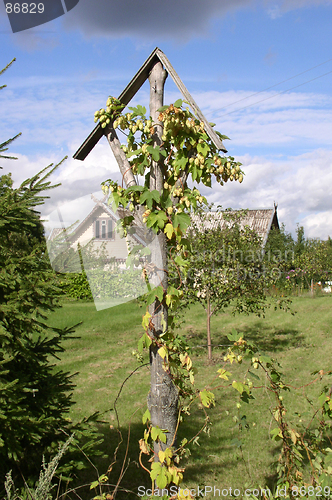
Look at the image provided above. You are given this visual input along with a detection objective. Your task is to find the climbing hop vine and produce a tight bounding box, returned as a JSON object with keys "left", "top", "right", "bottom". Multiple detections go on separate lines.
{"left": 97, "top": 97, "right": 243, "bottom": 253}
{"left": 93, "top": 96, "right": 245, "bottom": 493}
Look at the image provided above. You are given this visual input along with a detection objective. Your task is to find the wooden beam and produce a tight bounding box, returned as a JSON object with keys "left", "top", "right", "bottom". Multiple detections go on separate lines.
{"left": 104, "top": 125, "right": 137, "bottom": 188}
{"left": 73, "top": 48, "right": 160, "bottom": 161}
{"left": 117, "top": 48, "right": 159, "bottom": 106}
{"left": 155, "top": 49, "right": 227, "bottom": 153}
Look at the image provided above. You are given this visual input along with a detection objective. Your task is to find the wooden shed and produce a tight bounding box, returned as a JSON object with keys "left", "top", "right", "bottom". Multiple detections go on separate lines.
{"left": 191, "top": 206, "right": 279, "bottom": 248}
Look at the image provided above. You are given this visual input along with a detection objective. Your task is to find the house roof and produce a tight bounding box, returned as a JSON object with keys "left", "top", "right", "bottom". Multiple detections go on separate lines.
{"left": 73, "top": 47, "right": 227, "bottom": 161}
{"left": 191, "top": 207, "right": 279, "bottom": 247}
{"left": 48, "top": 197, "right": 148, "bottom": 247}
{"left": 49, "top": 199, "right": 279, "bottom": 251}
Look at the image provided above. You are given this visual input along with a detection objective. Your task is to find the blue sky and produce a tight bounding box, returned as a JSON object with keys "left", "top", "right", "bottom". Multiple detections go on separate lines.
{"left": 0, "top": 0, "right": 332, "bottom": 238}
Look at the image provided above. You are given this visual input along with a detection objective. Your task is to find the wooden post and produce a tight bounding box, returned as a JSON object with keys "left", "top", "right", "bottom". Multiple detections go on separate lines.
{"left": 207, "top": 290, "right": 212, "bottom": 361}
{"left": 147, "top": 61, "right": 179, "bottom": 456}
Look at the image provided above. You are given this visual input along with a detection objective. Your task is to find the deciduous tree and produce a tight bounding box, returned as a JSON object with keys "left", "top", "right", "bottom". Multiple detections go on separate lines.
{"left": 176, "top": 209, "right": 272, "bottom": 360}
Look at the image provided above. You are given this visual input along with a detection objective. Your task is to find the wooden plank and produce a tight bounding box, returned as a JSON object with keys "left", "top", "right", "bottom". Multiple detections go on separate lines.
{"left": 156, "top": 49, "right": 227, "bottom": 153}
{"left": 117, "top": 48, "right": 159, "bottom": 105}
{"left": 74, "top": 48, "right": 160, "bottom": 161}
{"left": 73, "top": 123, "right": 104, "bottom": 161}
{"left": 105, "top": 125, "right": 136, "bottom": 188}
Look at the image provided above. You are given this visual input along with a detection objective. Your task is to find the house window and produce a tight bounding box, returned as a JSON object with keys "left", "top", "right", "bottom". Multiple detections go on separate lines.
{"left": 95, "top": 218, "right": 113, "bottom": 240}
{"left": 101, "top": 220, "right": 106, "bottom": 238}
{"left": 108, "top": 219, "right": 113, "bottom": 239}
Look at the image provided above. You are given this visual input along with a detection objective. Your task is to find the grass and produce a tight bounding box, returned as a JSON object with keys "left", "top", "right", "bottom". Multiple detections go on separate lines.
{"left": 46, "top": 293, "right": 332, "bottom": 499}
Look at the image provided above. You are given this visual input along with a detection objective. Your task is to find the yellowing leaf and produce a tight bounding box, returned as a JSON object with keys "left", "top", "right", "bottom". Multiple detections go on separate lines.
{"left": 189, "top": 370, "right": 195, "bottom": 385}
{"left": 168, "top": 465, "right": 184, "bottom": 486}
{"left": 232, "top": 380, "right": 245, "bottom": 393}
{"left": 158, "top": 346, "right": 168, "bottom": 360}
{"left": 289, "top": 429, "right": 298, "bottom": 445}
{"left": 139, "top": 438, "right": 149, "bottom": 455}
{"left": 270, "top": 427, "right": 283, "bottom": 441}
{"left": 159, "top": 430, "right": 167, "bottom": 444}
{"left": 142, "top": 311, "right": 151, "bottom": 330}
{"left": 142, "top": 408, "right": 151, "bottom": 424}
{"left": 151, "top": 426, "right": 158, "bottom": 441}
{"left": 158, "top": 450, "right": 165, "bottom": 463}
{"left": 200, "top": 389, "right": 215, "bottom": 408}
{"left": 217, "top": 368, "right": 232, "bottom": 380}
{"left": 164, "top": 223, "right": 175, "bottom": 239}
{"left": 164, "top": 447, "right": 173, "bottom": 466}
{"left": 180, "top": 353, "right": 192, "bottom": 370}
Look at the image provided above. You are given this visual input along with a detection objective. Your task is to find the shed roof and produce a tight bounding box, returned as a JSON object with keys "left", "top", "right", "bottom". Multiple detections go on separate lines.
{"left": 191, "top": 207, "right": 279, "bottom": 247}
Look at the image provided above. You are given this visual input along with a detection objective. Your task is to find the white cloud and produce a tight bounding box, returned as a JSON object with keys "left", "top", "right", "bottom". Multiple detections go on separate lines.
{"left": 0, "top": 140, "right": 121, "bottom": 216}
{"left": 2, "top": 78, "right": 332, "bottom": 240}
{"left": 194, "top": 90, "right": 332, "bottom": 149}
{"left": 203, "top": 149, "right": 332, "bottom": 239}
{"left": 301, "top": 211, "right": 332, "bottom": 239}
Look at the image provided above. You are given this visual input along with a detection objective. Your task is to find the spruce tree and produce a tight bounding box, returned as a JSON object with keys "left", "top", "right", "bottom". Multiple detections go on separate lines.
{"left": 0, "top": 60, "right": 87, "bottom": 488}
{"left": 0, "top": 164, "right": 82, "bottom": 484}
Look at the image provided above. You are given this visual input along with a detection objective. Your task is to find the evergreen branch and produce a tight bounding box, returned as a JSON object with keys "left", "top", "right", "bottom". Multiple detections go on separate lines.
{"left": 0, "top": 58, "right": 16, "bottom": 79}
{"left": 0, "top": 133, "right": 22, "bottom": 160}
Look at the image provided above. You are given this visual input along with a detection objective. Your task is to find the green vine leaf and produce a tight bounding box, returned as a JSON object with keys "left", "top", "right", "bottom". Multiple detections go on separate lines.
{"left": 173, "top": 212, "right": 191, "bottom": 232}
{"left": 270, "top": 427, "right": 283, "bottom": 441}
{"left": 138, "top": 332, "right": 152, "bottom": 352}
{"left": 232, "top": 381, "right": 244, "bottom": 393}
{"left": 200, "top": 389, "right": 215, "bottom": 408}
{"left": 128, "top": 104, "right": 146, "bottom": 118}
{"left": 142, "top": 408, "right": 151, "bottom": 425}
{"left": 197, "top": 142, "right": 210, "bottom": 156}
{"left": 151, "top": 425, "right": 167, "bottom": 444}
{"left": 140, "top": 189, "right": 160, "bottom": 209}
{"left": 174, "top": 99, "right": 183, "bottom": 107}
{"left": 259, "top": 355, "right": 273, "bottom": 365}
{"left": 150, "top": 462, "right": 170, "bottom": 489}
{"left": 146, "top": 285, "right": 164, "bottom": 306}
{"left": 146, "top": 210, "right": 168, "bottom": 230}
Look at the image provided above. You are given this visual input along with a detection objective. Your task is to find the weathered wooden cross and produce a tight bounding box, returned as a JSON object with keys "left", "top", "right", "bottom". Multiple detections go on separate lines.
{"left": 73, "top": 47, "right": 227, "bottom": 457}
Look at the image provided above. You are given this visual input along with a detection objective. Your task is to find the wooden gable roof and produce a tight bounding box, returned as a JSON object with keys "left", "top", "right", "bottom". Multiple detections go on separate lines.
{"left": 48, "top": 198, "right": 148, "bottom": 247}
{"left": 73, "top": 47, "right": 227, "bottom": 161}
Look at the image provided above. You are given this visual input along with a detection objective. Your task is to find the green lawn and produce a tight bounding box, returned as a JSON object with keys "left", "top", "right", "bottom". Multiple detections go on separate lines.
{"left": 47, "top": 294, "right": 332, "bottom": 499}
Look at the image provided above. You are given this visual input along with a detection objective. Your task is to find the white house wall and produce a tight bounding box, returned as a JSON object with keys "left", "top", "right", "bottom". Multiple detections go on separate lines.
{"left": 71, "top": 224, "right": 130, "bottom": 261}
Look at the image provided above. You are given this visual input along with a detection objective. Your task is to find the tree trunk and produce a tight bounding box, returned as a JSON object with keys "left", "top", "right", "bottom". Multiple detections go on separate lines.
{"left": 207, "top": 291, "right": 212, "bottom": 361}
{"left": 147, "top": 61, "right": 179, "bottom": 456}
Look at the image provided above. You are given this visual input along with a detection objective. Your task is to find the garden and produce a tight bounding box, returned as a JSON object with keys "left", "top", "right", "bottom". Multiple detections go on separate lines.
{"left": 2, "top": 57, "right": 332, "bottom": 500}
